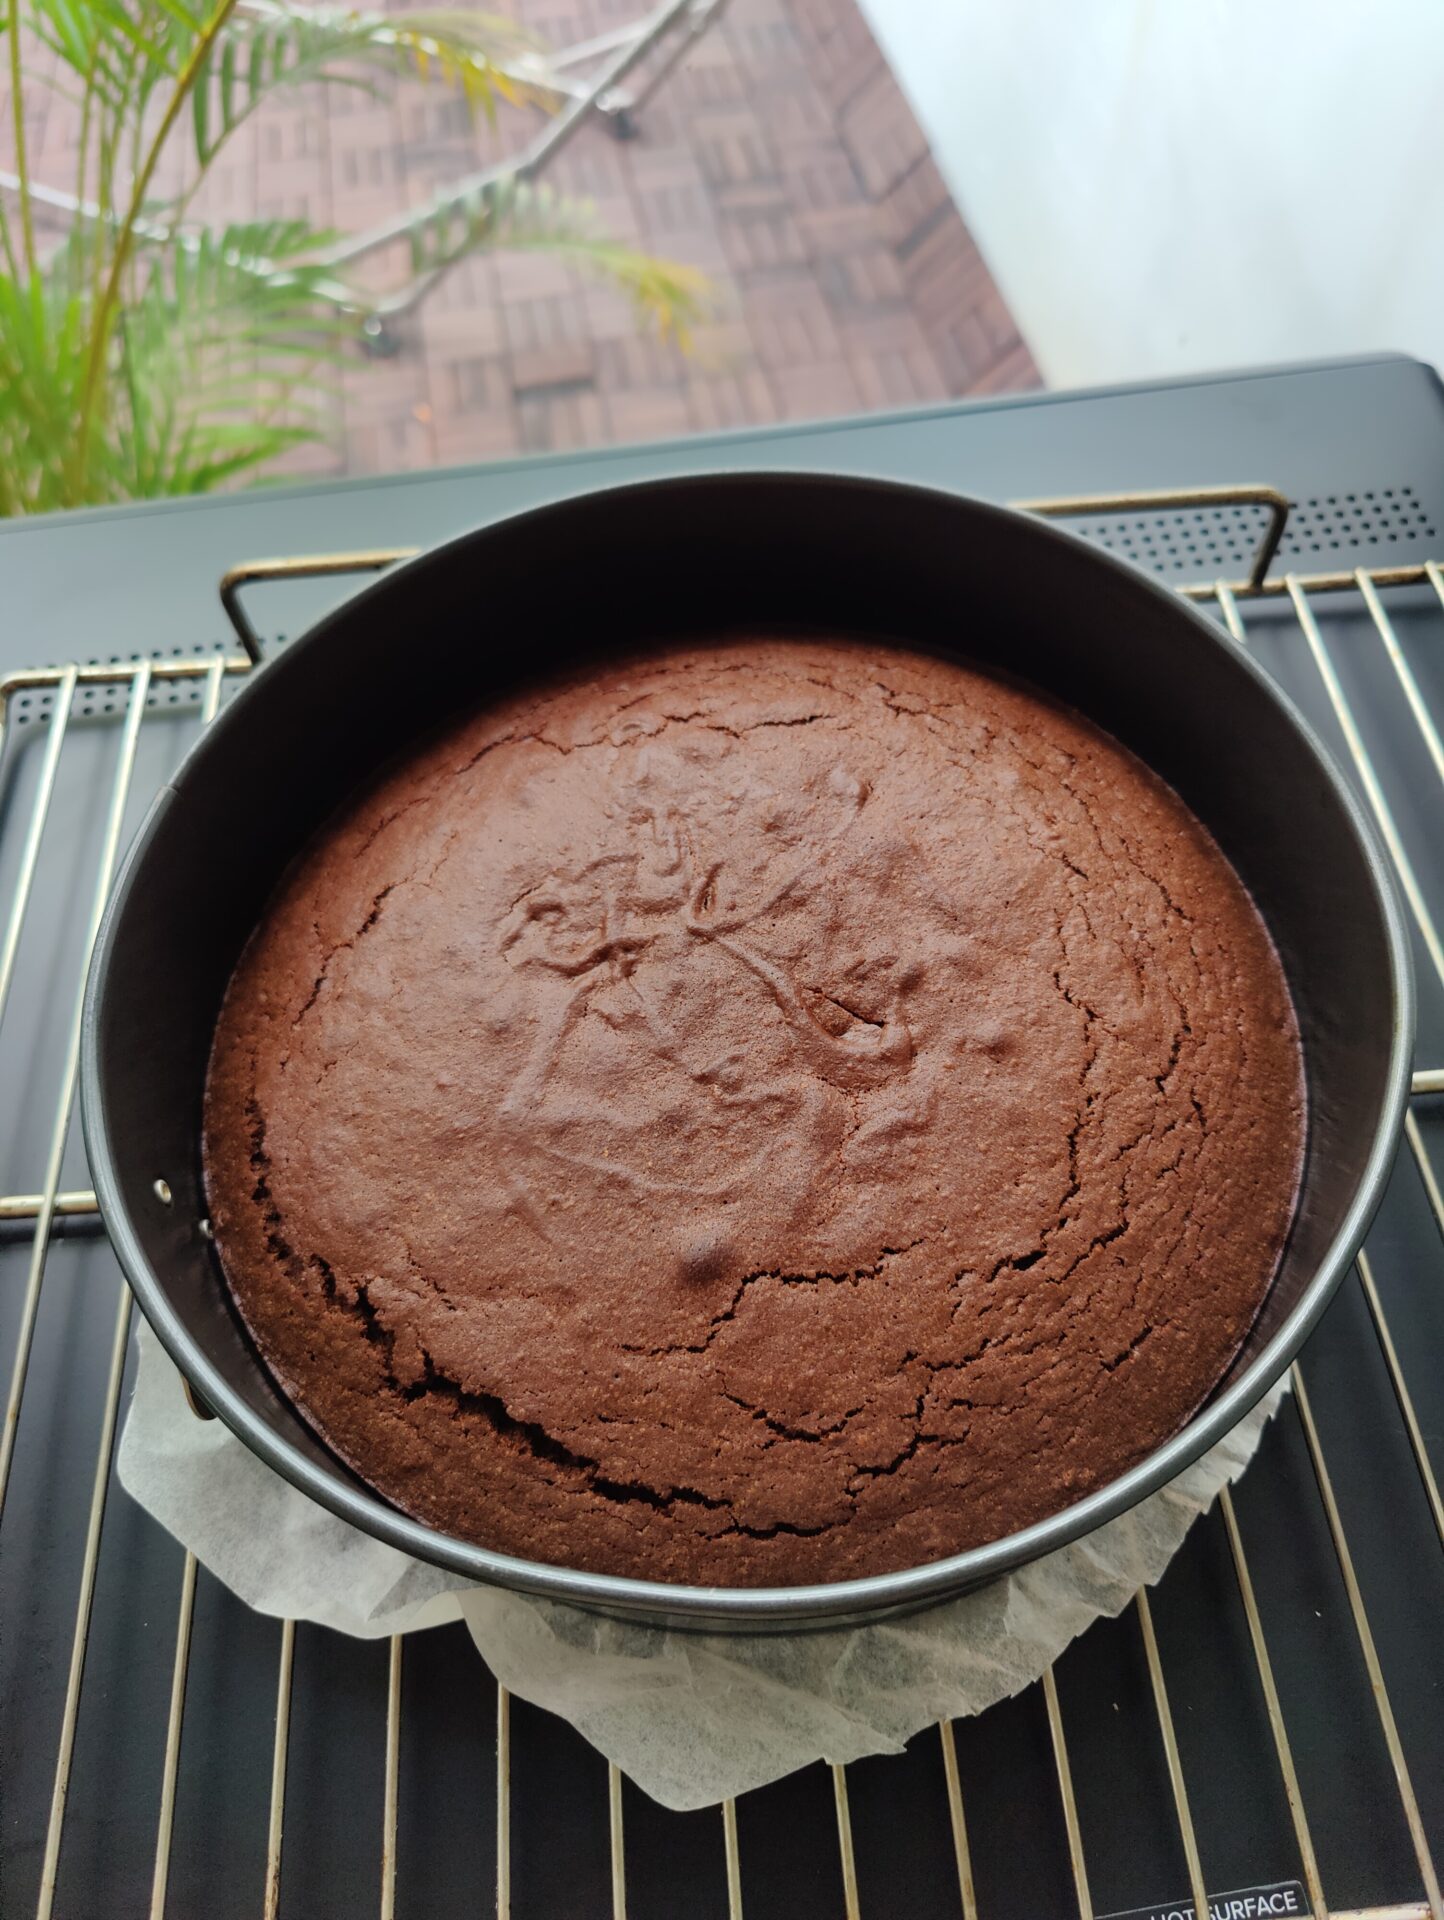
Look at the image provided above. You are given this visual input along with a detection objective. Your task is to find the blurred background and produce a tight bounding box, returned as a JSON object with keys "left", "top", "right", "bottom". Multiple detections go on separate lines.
{"left": 0, "top": 0, "right": 1038, "bottom": 503}
{"left": 863, "top": 0, "right": 1444, "bottom": 389}
{"left": 3, "top": 0, "right": 1440, "bottom": 507}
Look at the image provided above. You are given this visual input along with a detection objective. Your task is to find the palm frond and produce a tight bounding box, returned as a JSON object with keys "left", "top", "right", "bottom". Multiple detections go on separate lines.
{"left": 26, "top": 0, "right": 170, "bottom": 112}
{"left": 0, "top": 266, "right": 96, "bottom": 511}
{"left": 0, "top": 231, "right": 312, "bottom": 511}
{"left": 82, "top": 215, "right": 342, "bottom": 498}
{"left": 187, "top": 2, "right": 538, "bottom": 166}
{"left": 406, "top": 178, "right": 711, "bottom": 342}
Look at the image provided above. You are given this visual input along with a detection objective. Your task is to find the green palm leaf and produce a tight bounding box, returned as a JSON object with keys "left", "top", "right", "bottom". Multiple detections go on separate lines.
{"left": 26, "top": 0, "right": 170, "bottom": 109}
{"left": 113, "top": 216, "right": 348, "bottom": 496}
{"left": 0, "top": 266, "right": 95, "bottom": 511}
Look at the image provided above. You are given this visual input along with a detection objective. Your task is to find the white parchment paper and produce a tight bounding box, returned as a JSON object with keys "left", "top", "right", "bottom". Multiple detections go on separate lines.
{"left": 119, "top": 1321, "right": 1284, "bottom": 1810}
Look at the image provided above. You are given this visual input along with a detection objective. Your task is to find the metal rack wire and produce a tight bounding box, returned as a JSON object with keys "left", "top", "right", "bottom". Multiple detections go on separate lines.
{"left": 0, "top": 485, "right": 1441, "bottom": 1920}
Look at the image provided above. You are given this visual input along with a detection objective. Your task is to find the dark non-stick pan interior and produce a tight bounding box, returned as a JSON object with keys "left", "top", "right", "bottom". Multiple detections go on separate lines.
{"left": 82, "top": 473, "right": 1412, "bottom": 1628}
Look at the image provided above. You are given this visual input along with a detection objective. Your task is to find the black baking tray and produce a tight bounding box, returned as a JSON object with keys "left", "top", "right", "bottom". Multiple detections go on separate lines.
{"left": 1, "top": 355, "right": 1441, "bottom": 1916}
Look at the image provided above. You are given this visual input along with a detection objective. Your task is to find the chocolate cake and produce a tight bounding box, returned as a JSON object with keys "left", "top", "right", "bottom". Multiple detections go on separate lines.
{"left": 203, "top": 637, "right": 1305, "bottom": 1584}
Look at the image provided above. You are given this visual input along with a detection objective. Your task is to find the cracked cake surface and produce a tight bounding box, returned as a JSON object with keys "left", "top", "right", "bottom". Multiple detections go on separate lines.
{"left": 203, "top": 636, "right": 1305, "bottom": 1584}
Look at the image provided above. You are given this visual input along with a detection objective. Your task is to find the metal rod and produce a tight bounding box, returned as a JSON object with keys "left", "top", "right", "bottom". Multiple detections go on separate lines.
{"left": 1424, "top": 557, "right": 1444, "bottom": 660}
{"left": 1041, "top": 1667, "right": 1093, "bottom": 1920}
{"left": 608, "top": 1763, "right": 627, "bottom": 1920}
{"left": 1356, "top": 571, "right": 1444, "bottom": 792}
{"left": 1018, "top": 485, "right": 1290, "bottom": 592}
{"left": 936, "top": 1721, "right": 979, "bottom": 1920}
{"left": 149, "top": 1552, "right": 198, "bottom": 1920}
{"left": 1405, "top": 1110, "right": 1444, "bottom": 1238}
{"left": 1225, "top": 575, "right": 1444, "bottom": 1029}
{"left": 34, "top": 1282, "right": 135, "bottom": 1920}
{"left": 0, "top": 1190, "right": 99, "bottom": 1222}
{"left": 381, "top": 1637, "right": 402, "bottom": 1920}
{"left": 147, "top": 657, "right": 223, "bottom": 1920}
{"left": 496, "top": 1686, "right": 511, "bottom": 1920}
{"left": 1186, "top": 561, "right": 1440, "bottom": 601}
{"left": 0, "top": 663, "right": 76, "bottom": 1033}
{"left": 202, "top": 549, "right": 1444, "bottom": 679}
{"left": 721, "top": 1797, "right": 743, "bottom": 1920}
{"left": 1284, "top": 577, "right": 1444, "bottom": 991}
{"left": 495, "top": 65, "right": 596, "bottom": 106}
{"left": 1214, "top": 580, "right": 1249, "bottom": 647}
{"left": 1355, "top": 1251, "right": 1444, "bottom": 1551}
{"left": 0, "top": 674, "right": 228, "bottom": 1231}
{"left": 263, "top": 1620, "right": 296, "bottom": 1920}
{"left": 0, "top": 655, "right": 248, "bottom": 697}
{"left": 541, "top": 17, "right": 650, "bottom": 69}
{"left": 1136, "top": 1589, "right": 1210, "bottom": 1920}
{"left": 1218, "top": 1487, "right": 1328, "bottom": 1920}
{"left": 1096, "top": 550, "right": 1438, "bottom": 1918}
{"left": 0, "top": 663, "right": 151, "bottom": 1520}
{"left": 616, "top": 0, "right": 725, "bottom": 116}
{"left": 0, "top": 165, "right": 121, "bottom": 221}
{"left": 219, "top": 552, "right": 415, "bottom": 661}
{"left": 1291, "top": 1366, "right": 1443, "bottom": 1919}
{"left": 208, "top": 541, "right": 1444, "bottom": 704}
{"left": 0, "top": 169, "right": 354, "bottom": 308}
{"left": 1412, "top": 1069, "right": 1444, "bottom": 1096}
{"left": 199, "top": 652, "right": 226, "bottom": 728}
{"left": 831, "top": 1765, "right": 861, "bottom": 1920}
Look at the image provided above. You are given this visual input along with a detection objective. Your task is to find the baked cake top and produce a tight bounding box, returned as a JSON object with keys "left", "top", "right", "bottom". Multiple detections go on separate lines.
{"left": 203, "top": 637, "right": 1304, "bottom": 1584}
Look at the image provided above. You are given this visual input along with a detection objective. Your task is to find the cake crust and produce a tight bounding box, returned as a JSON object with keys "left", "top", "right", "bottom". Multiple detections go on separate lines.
{"left": 203, "top": 637, "right": 1304, "bottom": 1584}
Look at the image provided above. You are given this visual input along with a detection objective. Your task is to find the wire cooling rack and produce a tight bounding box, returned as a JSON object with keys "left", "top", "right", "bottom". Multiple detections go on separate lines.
{"left": 0, "top": 486, "right": 1441, "bottom": 1920}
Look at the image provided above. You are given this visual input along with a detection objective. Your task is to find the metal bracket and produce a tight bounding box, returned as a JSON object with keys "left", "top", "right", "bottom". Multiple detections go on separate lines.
{"left": 1015, "top": 484, "right": 1292, "bottom": 595}
{"left": 219, "top": 551, "right": 417, "bottom": 663}
{"left": 217, "top": 483, "right": 1295, "bottom": 662}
